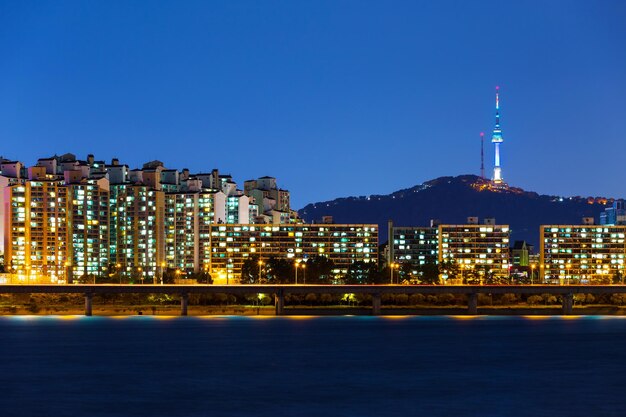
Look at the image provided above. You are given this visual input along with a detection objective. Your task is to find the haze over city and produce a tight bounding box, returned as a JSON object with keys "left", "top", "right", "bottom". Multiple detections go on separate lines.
{"left": 1, "top": 1, "right": 626, "bottom": 208}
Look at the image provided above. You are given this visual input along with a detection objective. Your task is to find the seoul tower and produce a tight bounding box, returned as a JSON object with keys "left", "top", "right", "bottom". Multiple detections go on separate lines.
{"left": 491, "top": 86, "right": 504, "bottom": 184}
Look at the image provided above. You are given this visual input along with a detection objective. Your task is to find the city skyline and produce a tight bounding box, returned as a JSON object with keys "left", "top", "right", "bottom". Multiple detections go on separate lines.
{"left": 3, "top": 4, "right": 626, "bottom": 416}
{"left": 1, "top": 1, "right": 626, "bottom": 209}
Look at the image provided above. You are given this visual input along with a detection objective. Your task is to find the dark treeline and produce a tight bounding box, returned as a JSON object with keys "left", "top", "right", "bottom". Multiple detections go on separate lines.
{"left": 5, "top": 292, "right": 626, "bottom": 315}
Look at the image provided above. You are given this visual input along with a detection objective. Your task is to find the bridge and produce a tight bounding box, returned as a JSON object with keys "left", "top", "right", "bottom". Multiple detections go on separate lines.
{"left": 2, "top": 284, "right": 626, "bottom": 316}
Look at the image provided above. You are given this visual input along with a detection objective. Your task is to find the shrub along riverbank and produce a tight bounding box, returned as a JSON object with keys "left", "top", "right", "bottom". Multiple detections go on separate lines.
{"left": 3, "top": 292, "right": 626, "bottom": 315}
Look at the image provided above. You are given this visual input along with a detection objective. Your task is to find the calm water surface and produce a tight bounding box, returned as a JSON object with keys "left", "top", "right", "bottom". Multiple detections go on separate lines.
{"left": 1, "top": 316, "right": 625, "bottom": 417}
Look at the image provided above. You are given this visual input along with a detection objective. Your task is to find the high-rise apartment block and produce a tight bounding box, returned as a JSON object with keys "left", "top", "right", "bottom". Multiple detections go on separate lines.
{"left": 109, "top": 184, "right": 164, "bottom": 282}
{"left": 244, "top": 176, "right": 297, "bottom": 224}
{"left": 1, "top": 161, "right": 110, "bottom": 283}
{"left": 2, "top": 153, "right": 376, "bottom": 284}
{"left": 66, "top": 177, "right": 110, "bottom": 281}
{"left": 388, "top": 218, "right": 511, "bottom": 280}
{"left": 439, "top": 219, "right": 510, "bottom": 278}
{"left": 540, "top": 220, "right": 626, "bottom": 284}
{"left": 164, "top": 190, "right": 225, "bottom": 273}
{"left": 387, "top": 220, "right": 439, "bottom": 267}
{"left": 208, "top": 224, "right": 378, "bottom": 281}
{"left": 4, "top": 178, "right": 70, "bottom": 282}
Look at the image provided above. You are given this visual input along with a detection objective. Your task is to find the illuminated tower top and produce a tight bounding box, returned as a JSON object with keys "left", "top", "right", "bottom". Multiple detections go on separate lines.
{"left": 492, "top": 86, "right": 504, "bottom": 184}
{"left": 492, "top": 86, "right": 503, "bottom": 144}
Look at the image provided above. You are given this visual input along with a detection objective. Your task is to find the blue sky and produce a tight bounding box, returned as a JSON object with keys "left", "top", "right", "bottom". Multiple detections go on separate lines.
{"left": 1, "top": 0, "right": 625, "bottom": 208}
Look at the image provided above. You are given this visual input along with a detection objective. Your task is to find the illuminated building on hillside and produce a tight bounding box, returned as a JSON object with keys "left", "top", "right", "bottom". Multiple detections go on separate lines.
{"left": 600, "top": 200, "right": 626, "bottom": 226}
{"left": 540, "top": 220, "right": 626, "bottom": 284}
{"left": 209, "top": 224, "right": 378, "bottom": 281}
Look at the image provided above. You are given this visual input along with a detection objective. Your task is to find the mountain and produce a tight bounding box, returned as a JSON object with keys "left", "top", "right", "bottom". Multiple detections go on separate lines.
{"left": 298, "top": 175, "right": 615, "bottom": 247}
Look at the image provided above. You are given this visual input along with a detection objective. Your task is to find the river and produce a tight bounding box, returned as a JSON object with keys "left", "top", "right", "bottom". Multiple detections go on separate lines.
{"left": 1, "top": 316, "right": 624, "bottom": 416}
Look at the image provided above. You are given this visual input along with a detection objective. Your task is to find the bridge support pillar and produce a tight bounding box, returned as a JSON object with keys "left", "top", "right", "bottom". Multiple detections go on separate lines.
{"left": 372, "top": 293, "right": 381, "bottom": 316}
{"left": 84, "top": 293, "right": 93, "bottom": 316}
{"left": 275, "top": 290, "right": 285, "bottom": 316}
{"left": 562, "top": 293, "right": 573, "bottom": 315}
{"left": 180, "top": 293, "right": 189, "bottom": 316}
{"left": 468, "top": 293, "right": 478, "bottom": 315}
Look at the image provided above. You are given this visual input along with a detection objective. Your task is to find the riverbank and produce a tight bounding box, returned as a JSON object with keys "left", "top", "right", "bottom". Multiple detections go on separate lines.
{"left": 3, "top": 304, "right": 626, "bottom": 316}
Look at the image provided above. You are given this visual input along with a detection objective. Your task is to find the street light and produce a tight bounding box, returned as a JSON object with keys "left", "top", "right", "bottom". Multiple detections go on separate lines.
{"left": 295, "top": 260, "right": 300, "bottom": 285}
{"left": 64, "top": 261, "right": 71, "bottom": 284}
{"left": 530, "top": 264, "right": 536, "bottom": 285}
{"left": 302, "top": 263, "right": 306, "bottom": 285}
{"left": 227, "top": 258, "right": 232, "bottom": 285}
{"left": 160, "top": 262, "right": 166, "bottom": 285}
{"left": 258, "top": 260, "right": 264, "bottom": 284}
{"left": 116, "top": 263, "right": 122, "bottom": 284}
{"left": 566, "top": 263, "right": 571, "bottom": 285}
{"left": 138, "top": 267, "right": 144, "bottom": 285}
{"left": 390, "top": 262, "right": 399, "bottom": 284}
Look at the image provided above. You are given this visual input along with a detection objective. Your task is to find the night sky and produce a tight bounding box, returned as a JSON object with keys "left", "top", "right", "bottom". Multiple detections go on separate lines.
{"left": 1, "top": 1, "right": 625, "bottom": 208}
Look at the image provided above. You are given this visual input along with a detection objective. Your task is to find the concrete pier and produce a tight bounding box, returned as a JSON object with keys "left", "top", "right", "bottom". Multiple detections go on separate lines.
{"left": 468, "top": 293, "right": 478, "bottom": 315}
{"left": 180, "top": 293, "right": 189, "bottom": 316}
{"left": 85, "top": 293, "right": 93, "bottom": 316}
{"left": 275, "top": 290, "right": 285, "bottom": 316}
{"left": 372, "top": 293, "right": 381, "bottom": 315}
{"left": 562, "top": 293, "right": 574, "bottom": 315}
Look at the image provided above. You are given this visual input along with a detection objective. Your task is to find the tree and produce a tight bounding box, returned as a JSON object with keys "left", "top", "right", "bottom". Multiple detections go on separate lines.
{"left": 399, "top": 262, "right": 414, "bottom": 284}
{"left": 162, "top": 268, "right": 178, "bottom": 284}
{"left": 303, "top": 255, "right": 336, "bottom": 284}
{"left": 240, "top": 255, "right": 260, "bottom": 284}
{"left": 76, "top": 274, "right": 96, "bottom": 284}
{"left": 130, "top": 267, "right": 144, "bottom": 284}
{"left": 368, "top": 265, "right": 389, "bottom": 284}
{"left": 264, "top": 257, "right": 293, "bottom": 284}
{"left": 304, "top": 293, "right": 318, "bottom": 305}
{"left": 439, "top": 261, "right": 459, "bottom": 283}
{"left": 105, "top": 263, "right": 125, "bottom": 284}
{"left": 345, "top": 261, "right": 374, "bottom": 284}
{"left": 462, "top": 267, "right": 480, "bottom": 285}
{"left": 484, "top": 269, "right": 509, "bottom": 285}
{"left": 189, "top": 270, "right": 212, "bottom": 284}
{"left": 417, "top": 262, "right": 440, "bottom": 284}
